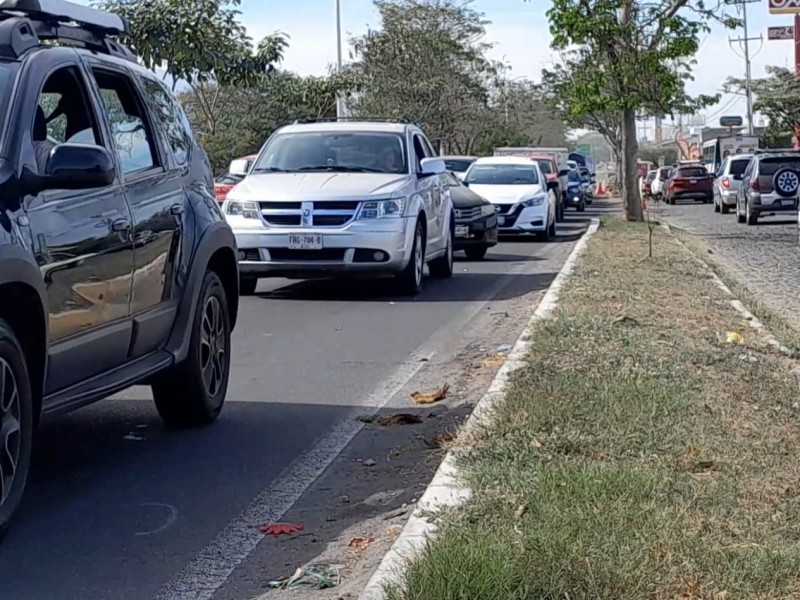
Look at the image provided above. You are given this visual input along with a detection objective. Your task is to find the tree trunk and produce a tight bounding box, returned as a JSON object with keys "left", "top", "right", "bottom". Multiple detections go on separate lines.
{"left": 620, "top": 107, "right": 642, "bottom": 221}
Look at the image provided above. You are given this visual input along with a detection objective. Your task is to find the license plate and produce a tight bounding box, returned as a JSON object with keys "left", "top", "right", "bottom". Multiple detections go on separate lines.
{"left": 497, "top": 216, "right": 506, "bottom": 225}
{"left": 690, "top": 179, "right": 697, "bottom": 184}
{"left": 288, "top": 233, "right": 323, "bottom": 249}
{"left": 455, "top": 225, "right": 469, "bottom": 237}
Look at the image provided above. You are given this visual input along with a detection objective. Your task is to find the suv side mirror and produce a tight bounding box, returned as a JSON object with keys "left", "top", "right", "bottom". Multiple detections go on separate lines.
{"left": 558, "top": 169, "right": 570, "bottom": 177}
{"left": 420, "top": 157, "right": 445, "bottom": 176}
{"left": 34, "top": 143, "right": 114, "bottom": 193}
{"left": 229, "top": 158, "right": 250, "bottom": 176}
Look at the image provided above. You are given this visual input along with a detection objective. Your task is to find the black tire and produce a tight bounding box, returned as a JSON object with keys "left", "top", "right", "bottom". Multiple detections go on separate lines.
{"left": 239, "top": 277, "right": 258, "bottom": 296}
{"left": 772, "top": 167, "right": 800, "bottom": 198}
{"left": 714, "top": 197, "right": 720, "bottom": 212}
{"left": 152, "top": 271, "right": 231, "bottom": 428}
{"left": 464, "top": 246, "right": 488, "bottom": 260}
{"left": 669, "top": 196, "right": 676, "bottom": 205}
{"left": 720, "top": 202, "right": 729, "bottom": 215}
{"left": 549, "top": 218, "right": 557, "bottom": 238}
{"left": 577, "top": 201, "right": 585, "bottom": 212}
{"left": 746, "top": 203, "right": 758, "bottom": 226}
{"left": 736, "top": 200, "right": 746, "bottom": 223}
{"left": 0, "top": 319, "right": 34, "bottom": 539}
{"left": 429, "top": 222, "right": 454, "bottom": 279}
{"left": 394, "top": 218, "right": 425, "bottom": 296}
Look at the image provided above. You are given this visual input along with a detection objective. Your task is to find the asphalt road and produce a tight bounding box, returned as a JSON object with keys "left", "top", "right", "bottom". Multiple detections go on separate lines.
{"left": 0, "top": 204, "right": 606, "bottom": 600}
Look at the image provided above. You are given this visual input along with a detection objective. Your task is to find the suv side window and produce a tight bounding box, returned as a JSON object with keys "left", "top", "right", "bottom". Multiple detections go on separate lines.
{"left": 743, "top": 159, "right": 754, "bottom": 179}
{"left": 412, "top": 134, "right": 428, "bottom": 173}
{"left": 91, "top": 68, "right": 160, "bottom": 175}
{"left": 137, "top": 75, "right": 192, "bottom": 166}
{"left": 33, "top": 66, "right": 102, "bottom": 173}
{"left": 717, "top": 158, "right": 728, "bottom": 177}
{"left": 421, "top": 135, "right": 437, "bottom": 159}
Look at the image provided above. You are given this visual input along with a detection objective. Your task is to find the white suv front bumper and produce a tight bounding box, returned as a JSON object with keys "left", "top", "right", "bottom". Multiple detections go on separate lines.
{"left": 233, "top": 217, "right": 418, "bottom": 278}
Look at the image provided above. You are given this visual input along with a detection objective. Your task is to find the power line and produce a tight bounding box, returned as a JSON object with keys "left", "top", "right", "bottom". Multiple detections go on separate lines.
{"left": 726, "top": 0, "right": 762, "bottom": 134}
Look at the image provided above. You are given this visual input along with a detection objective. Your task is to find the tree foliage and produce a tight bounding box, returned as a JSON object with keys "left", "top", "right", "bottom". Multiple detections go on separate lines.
{"left": 540, "top": 0, "right": 730, "bottom": 220}
{"left": 725, "top": 66, "right": 800, "bottom": 148}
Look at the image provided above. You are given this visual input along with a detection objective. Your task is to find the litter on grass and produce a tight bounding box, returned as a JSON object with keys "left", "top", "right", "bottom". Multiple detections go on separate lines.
{"left": 726, "top": 331, "right": 745, "bottom": 345}
{"left": 347, "top": 536, "right": 375, "bottom": 553}
{"left": 411, "top": 382, "right": 450, "bottom": 404}
{"left": 266, "top": 563, "right": 342, "bottom": 590}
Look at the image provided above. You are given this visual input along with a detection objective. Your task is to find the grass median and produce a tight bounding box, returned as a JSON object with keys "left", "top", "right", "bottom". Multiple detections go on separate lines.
{"left": 387, "top": 218, "right": 800, "bottom": 600}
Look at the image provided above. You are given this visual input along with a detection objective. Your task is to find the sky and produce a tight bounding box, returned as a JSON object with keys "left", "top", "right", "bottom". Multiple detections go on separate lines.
{"left": 77, "top": 0, "right": 798, "bottom": 130}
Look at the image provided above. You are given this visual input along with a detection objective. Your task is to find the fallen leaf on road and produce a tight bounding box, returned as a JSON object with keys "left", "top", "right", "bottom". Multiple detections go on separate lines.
{"left": 425, "top": 432, "right": 456, "bottom": 449}
{"left": 412, "top": 382, "right": 450, "bottom": 404}
{"left": 726, "top": 331, "right": 745, "bottom": 345}
{"left": 348, "top": 536, "right": 375, "bottom": 553}
{"left": 260, "top": 522, "right": 304, "bottom": 536}
{"left": 359, "top": 413, "right": 423, "bottom": 426}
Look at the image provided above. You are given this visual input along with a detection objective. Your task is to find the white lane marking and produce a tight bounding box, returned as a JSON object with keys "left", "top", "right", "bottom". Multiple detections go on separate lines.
{"left": 153, "top": 243, "right": 560, "bottom": 600}
{"left": 136, "top": 503, "right": 179, "bottom": 537}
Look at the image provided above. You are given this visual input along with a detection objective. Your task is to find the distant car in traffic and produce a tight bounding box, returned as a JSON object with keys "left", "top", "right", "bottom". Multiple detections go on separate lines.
{"left": 713, "top": 154, "right": 751, "bottom": 215}
{"left": 665, "top": 163, "right": 713, "bottom": 205}
{"left": 225, "top": 120, "right": 455, "bottom": 296}
{"left": 651, "top": 166, "right": 672, "bottom": 199}
{"left": 564, "top": 169, "right": 586, "bottom": 211}
{"left": 214, "top": 153, "right": 257, "bottom": 202}
{"left": 443, "top": 172, "right": 498, "bottom": 259}
{"left": 463, "top": 156, "right": 559, "bottom": 241}
{"left": 529, "top": 155, "right": 566, "bottom": 222}
{"left": 735, "top": 150, "right": 800, "bottom": 225}
{"left": 442, "top": 155, "right": 477, "bottom": 180}
{"left": 640, "top": 169, "right": 656, "bottom": 198}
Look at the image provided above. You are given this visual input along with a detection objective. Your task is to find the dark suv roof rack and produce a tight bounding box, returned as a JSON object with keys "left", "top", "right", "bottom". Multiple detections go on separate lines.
{"left": 0, "top": 0, "right": 134, "bottom": 62}
{"left": 292, "top": 117, "right": 413, "bottom": 125}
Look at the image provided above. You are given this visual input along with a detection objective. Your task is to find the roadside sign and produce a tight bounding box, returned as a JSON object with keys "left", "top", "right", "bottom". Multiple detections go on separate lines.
{"left": 576, "top": 143, "right": 591, "bottom": 154}
{"left": 720, "top": 115, "right": 743, "bottom": 127}
{"left": 769, "top": 0, "right": 800, "bottom": 14}
{"left": 768, "top": 25, "right": 794, "bottom": 39}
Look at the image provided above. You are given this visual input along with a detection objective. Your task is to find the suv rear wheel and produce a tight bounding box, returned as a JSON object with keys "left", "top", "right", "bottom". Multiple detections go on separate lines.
{"left": 0, "top": 319, "right": 34, "bottom": 538}
{"left": 394, "top": 218, "right": 425, "bottom": 296}
{"left": 152, "top": 271, "right": 231, "bottom": 427}
{"left": 745, "top": 201, "right": 758, "bottom": 226}
{"left": 239, "top": 277, "right": 258, "bottom": 296}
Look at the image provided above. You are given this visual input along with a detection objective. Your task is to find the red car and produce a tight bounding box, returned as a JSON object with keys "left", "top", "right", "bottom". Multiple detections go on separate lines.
{"left": 214, "top": 154, "right": 257, "bottom": 202}
{"left": 665, "top": 163, "right": 713, "bottom": 205}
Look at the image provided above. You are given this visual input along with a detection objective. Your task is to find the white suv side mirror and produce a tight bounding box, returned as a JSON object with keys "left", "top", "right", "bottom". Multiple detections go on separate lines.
{"left": 229, "top": 158, "right": 251, "bottom": 176}
{"left": 420, "top": 157, "right": 445, "bottom": 176}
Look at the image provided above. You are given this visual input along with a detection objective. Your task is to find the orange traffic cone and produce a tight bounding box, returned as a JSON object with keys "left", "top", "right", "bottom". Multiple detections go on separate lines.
{"left": 596, "top": 180, "right": 606, "bottom": 196}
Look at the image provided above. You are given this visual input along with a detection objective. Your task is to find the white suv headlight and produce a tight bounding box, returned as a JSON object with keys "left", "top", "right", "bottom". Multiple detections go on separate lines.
{"left": 480, "top": 204, "right": 495, "bottom": 217}
{"left": 357, "top": 197, "right": 407, "bottom": 219}
{"left": 521, "top": 195, "right": 546, "bottom": 207}
{"left": 226, "top": 200, "right": 260, "bottom": 219}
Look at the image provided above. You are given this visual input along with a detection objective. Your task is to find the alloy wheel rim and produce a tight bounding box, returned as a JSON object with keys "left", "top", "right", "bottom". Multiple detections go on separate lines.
{"left": 414, "top": 229, "right": 423, "bottom": 287}
{"left": 0, "top": 358, "right": 20, "bottom": 507}
{"left": 200, "top": 296, "right": 226, "bottom": 398}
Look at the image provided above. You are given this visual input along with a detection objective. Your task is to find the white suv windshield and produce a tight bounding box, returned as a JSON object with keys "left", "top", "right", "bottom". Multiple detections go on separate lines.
{"left": 252, "top": 131, "right": 408, "bottom": 174}
{"left": 466, "top": 164, "right": 540, "bottom": 185}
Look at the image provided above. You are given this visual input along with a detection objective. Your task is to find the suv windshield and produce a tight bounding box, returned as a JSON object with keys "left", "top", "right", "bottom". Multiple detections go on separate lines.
{"left": 760, "top": 157, "right": 800, "bottom": 176}
{"left": 444, "top": 158, "right": 474, "bottom": 172}
{"left": 676, "top": 167, "right": 707, "bottom": 177}
{"left": 535, "top": 160, "right": 554, "bottom": 175}
{"left": 465, "top": 164, "right": 540, "bottom": 185}
{"left": 729, "top": 159, "right": 749, "bottom": 176}
{"left": 252, "top": 131, "right": 408, "bottom": 174}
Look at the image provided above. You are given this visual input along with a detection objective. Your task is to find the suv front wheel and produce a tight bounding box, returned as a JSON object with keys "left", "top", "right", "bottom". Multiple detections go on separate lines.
{"left": 0, "top": 319, "right": 34, "bottom": 538}
{"left": 429, "top": 217, "right": 454, "bottom": 279}
{"left": 394, "top": 218, "right": 425, "bottom": 296}
{"left": 152, "top": 270, "right": 231, "bottom": 427}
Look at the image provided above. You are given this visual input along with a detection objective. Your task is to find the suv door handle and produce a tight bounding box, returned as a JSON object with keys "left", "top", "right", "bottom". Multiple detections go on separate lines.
{"left": 170, "top": 203, "right": 185, "bottom": 215}
{"left": 111, "top": 218, "right": 131, "bottom": 232}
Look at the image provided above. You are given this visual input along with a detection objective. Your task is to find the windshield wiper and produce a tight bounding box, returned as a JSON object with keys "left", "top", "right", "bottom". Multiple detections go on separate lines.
{"left": 251, "top": 167, "right": 288, "bottom": 173}
{"left": 294, "top": 165, "right": 386, "bottom": 173}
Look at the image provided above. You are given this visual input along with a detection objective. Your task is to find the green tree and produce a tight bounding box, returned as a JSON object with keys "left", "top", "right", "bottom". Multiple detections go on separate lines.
{"left": 725, "top": 66, "right": 800, "bottom": 148}
{"left": 346, "top": 0, "right": 499, "bottom": 154}
{"left": 540, "top": 0, "right": 728, "bottom": 221}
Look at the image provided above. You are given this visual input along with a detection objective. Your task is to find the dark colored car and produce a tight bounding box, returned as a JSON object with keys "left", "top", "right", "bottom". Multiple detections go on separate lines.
{"left": 736, "top": 151, "right": 800, "bottom": 225}
{"left": 0, "top": 0, "right": 240, "bottom": 534}
{"left": 563, "top": 169, "right": 586, "bottom": 211}
{"left": 530, "top": 156, "right": 565, "bottom": 222}
{"left": 665, "top": 164, "right": 713, "bottom": 204}
{"left": 444, "top": 172, "right": 498, "bottom": 259}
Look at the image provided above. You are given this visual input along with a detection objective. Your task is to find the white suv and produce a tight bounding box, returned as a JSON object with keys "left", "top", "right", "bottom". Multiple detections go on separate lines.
{"left": 224, "top": 120, "right": 454, "bottom": 296}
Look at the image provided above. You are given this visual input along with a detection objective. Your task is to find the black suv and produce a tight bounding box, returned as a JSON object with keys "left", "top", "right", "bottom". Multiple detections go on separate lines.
{"left": 0, "top": 0, "right": 240, "bottom": 534}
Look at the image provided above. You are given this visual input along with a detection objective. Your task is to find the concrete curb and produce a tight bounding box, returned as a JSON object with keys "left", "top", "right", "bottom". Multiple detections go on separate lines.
{"left": 359, "top": 217, "right": 602, "bottom": 600}
{"left": 661, "top": 222, "right": 794, "bottom": 358}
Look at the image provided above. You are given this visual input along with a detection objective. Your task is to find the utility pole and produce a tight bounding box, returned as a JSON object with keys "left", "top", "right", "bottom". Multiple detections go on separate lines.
{"left": 334, "top": 0, "right": 344, "bottom": 119}
{"left": 727, "top": 0, "right": 762, "bottom": 134}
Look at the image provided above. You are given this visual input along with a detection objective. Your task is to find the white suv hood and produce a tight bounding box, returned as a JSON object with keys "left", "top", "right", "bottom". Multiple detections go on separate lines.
{"left": 230, "top": 172, "right": 411, "bottom": 201}
{"left": 467, "top": 183, "right": 544, "bottom": 204}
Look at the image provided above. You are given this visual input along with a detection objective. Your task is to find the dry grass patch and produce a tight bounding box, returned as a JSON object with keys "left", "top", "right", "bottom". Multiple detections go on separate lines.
{"left": 386, "top": 218, "right": 800, "bottom": 600}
